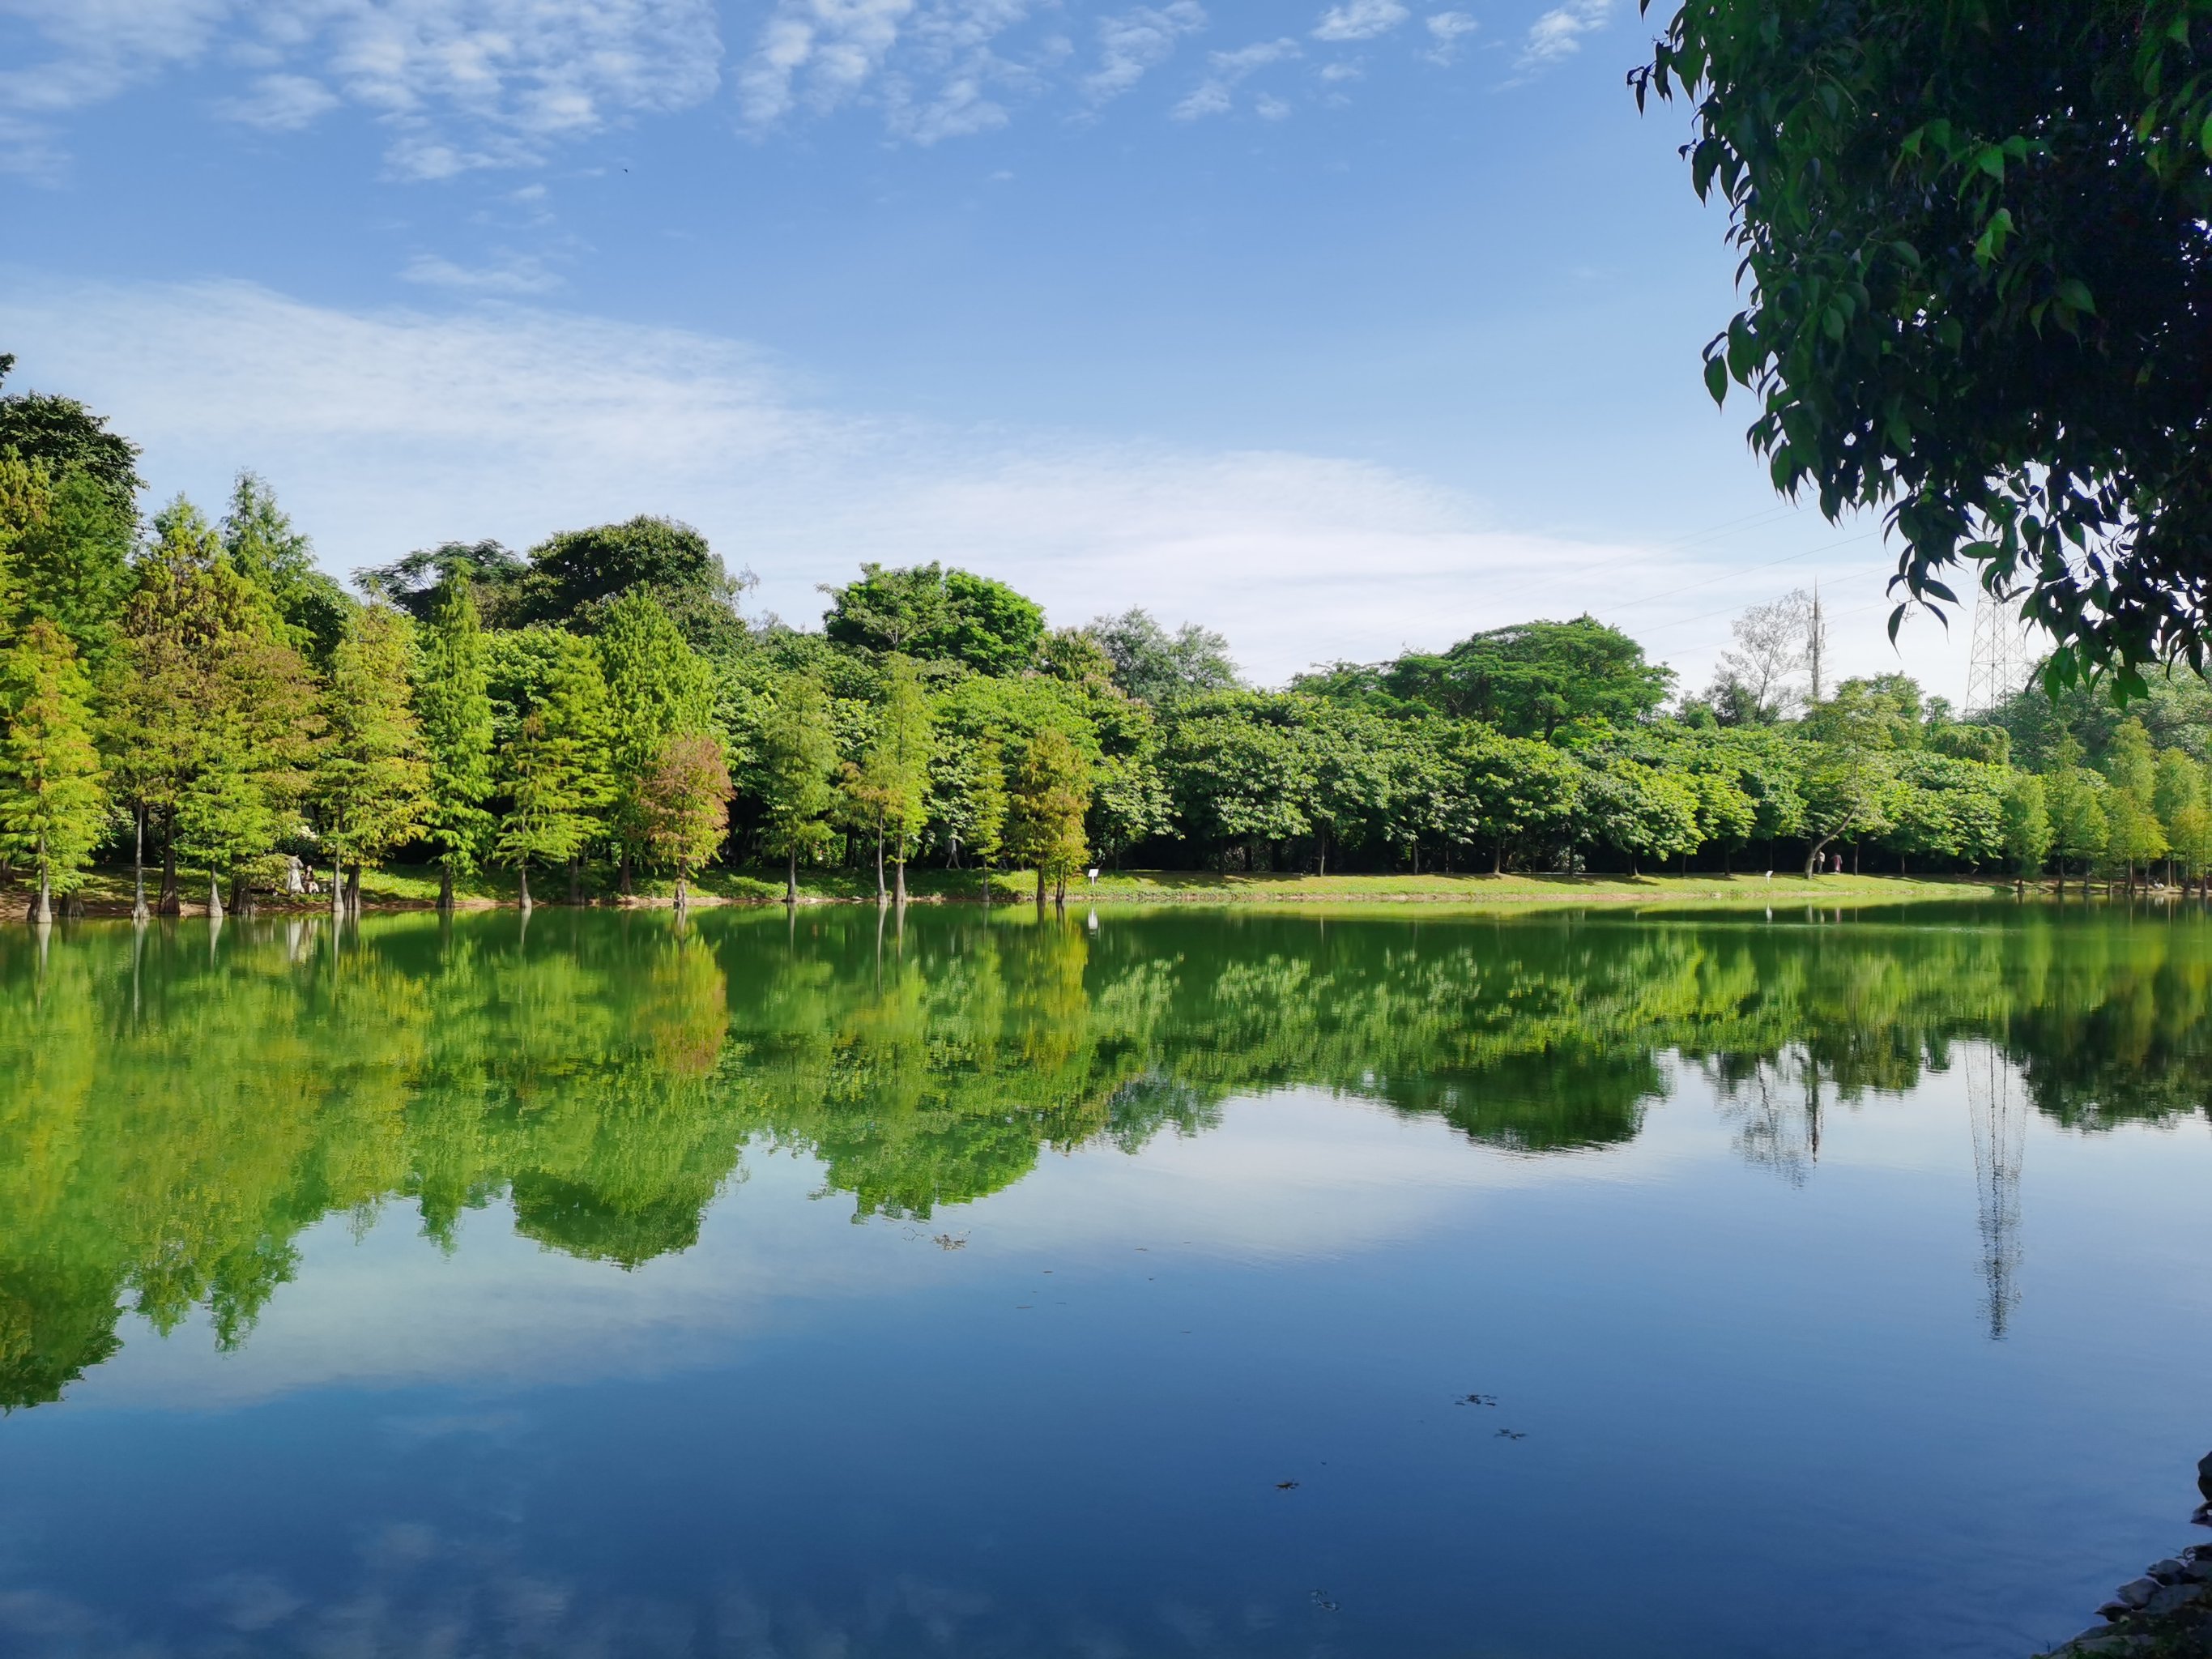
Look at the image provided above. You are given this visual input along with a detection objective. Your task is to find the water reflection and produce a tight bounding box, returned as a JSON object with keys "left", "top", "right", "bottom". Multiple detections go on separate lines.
{"left": 0, "top": 903, "right": 2207, "bottom": 1407}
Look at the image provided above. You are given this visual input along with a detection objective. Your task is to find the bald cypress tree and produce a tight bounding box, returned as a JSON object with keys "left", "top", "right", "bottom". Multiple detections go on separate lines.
{"left": 0, "top": 618, "right": 107, "bottom": 923}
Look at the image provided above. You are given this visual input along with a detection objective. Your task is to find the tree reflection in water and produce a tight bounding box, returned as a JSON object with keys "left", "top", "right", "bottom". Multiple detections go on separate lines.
{"left": 1, "top": 902, "right": 2206, "bottom": 1407}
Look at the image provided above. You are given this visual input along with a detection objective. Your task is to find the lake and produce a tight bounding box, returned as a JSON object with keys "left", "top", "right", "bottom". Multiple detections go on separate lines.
{"left": 1, "top": 902, "right": 2207, "bottom": 1658}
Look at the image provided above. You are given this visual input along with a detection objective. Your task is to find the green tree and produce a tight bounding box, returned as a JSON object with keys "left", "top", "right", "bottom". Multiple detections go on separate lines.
{"left": 1007, "top": 725, "right": 1091, "bottom": 904}
{"left": 0, "top": 356, "right": 142, "bottom": 516}
{"left": 966, "top": 737, "right": 1008, "bottom": 898}
{"left": 2154, "top": 749, "right": 2206, "bottom": 887}
{"left": 1799, "top": 682, "right": 1908, "bottom": 876}
{"left": 0, "top": 454, "right": 134, "bottom": 670}
{"left": 2001, "top": 772, "right": 2052, "bottom": 880}
{"left": 1089, "top": 608, "right": 1240, "bottom": 706}
{"left": 220, "top": 473, "right": 352, "bottom": 664}
{"left": 313, "top": 606, "right": 431, "bottom": 912}
{"left": 824, "top": 562, "right": 1045, "bottom": 674}
{"left": 2101, "top": 719, "right": 2167, "bottom": 887}
{"left": 838, "top": 658, "right": 934, "bottom": 905}
{"left": 1579, "top": 759, "right": 1701, "bottom": 876}
{"left": 1454, "top": 729, "right": 1579, "bottom": 874}
{"left": 598, "top": 591, "right": 717, "bottom": 894}
{"left": 1381, "top": 617, "right": 1675, "bottom": 740}
{"left": 639, "top": 732, "right": 734, "bottom": 906}
{"left": 518, "top": 517, "right": 748, "bottom": 650}
{"left": 0, "top": 618, "right": 106, "bottom": 922}
{"left": 1637, "top": 2, "right": 2212, "bottom": 684}
{"left": 2045, "top": 737, "right": 2110, "bottom": 895}
{"left": 753, "top": 672, "right": 841, "bottom": 903}
{"left": 492, "top": 635, "right": 614, "bottom": 908}
{"left": 413, "top": 580, "right": 497, "bottom": 910}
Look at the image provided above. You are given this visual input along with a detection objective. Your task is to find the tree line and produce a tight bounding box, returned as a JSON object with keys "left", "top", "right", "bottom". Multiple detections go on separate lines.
{"left": 3, "top": 366, "right": 2211, "bottom": 917}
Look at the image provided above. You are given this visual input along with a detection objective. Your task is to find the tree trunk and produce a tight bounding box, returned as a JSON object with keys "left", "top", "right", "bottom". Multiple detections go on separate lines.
{"left": 344, "top": 863, "right": 362, "bottom": 914}
{"left": 620, "top": 849, "right": 633, "bottom": 898}
{"left": 438, "top": 861, "right": 455, "bottom": 911}
{"left": 875, "top": 818, "right": 887, "bottom": 905}
{"left": 29, "top": 856, "right": 51, "bottom": 926}
{"left": 330, "top": 857, "right": 344, "bottom": 920}
{"left": 158, "top": 829, "right": 181, "bottom": 916}
{"left": 895, "top": 851, "right": 908, "bottom": 906}
{"left": 786, "top": 847, "right": 799, "bottom": 905}
{"left": 1036, "top": 866, "right": 1047, "bottom": 907}
{"left": 568, "top": 857, "right": 583, "bottom": 906}
{"left": 207, "top": 872, "right": 225, "bottom": 923}
{"left": 132, "top": 808, "right": 149, "bottom": 923}
{"left": 518, "top": 863, "right": 533, "bottom": 912}
{"left": 231, "top": 871, "right": 253, "bottom": 918}
{"left": 1494, "top": 839, "right": 1505, "bottom": 876}
{"left": 674, "top": 864, "right": 689, "bottom": 909}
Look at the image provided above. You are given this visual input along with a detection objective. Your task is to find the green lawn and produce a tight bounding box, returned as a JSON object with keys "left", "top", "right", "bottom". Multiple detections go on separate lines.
{"left": 2, "top": 862, "right": 2023, "bottom": 917}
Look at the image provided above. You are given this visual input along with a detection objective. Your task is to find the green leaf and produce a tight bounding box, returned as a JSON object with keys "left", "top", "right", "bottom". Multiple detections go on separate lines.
{"left": 1703, "top": 355, "right": 1730, "bottom": 406}
{"left": 2057, "top": 277, "right": 2096, "bottom": 313}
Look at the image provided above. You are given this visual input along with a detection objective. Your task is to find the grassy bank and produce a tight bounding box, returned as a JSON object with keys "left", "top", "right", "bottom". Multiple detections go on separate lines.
{"left": 0, "top": 864, "right": 2026, "bottom": 917}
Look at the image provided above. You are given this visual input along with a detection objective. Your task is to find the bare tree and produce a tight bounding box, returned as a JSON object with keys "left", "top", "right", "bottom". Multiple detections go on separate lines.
{"left": 1706, "top": 589, "right": 1813, "bottom": 723}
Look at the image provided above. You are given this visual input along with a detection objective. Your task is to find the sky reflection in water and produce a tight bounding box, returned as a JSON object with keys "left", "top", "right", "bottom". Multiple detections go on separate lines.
{"left": 1, "top": 903, "right": 2208, "bottom": 1658}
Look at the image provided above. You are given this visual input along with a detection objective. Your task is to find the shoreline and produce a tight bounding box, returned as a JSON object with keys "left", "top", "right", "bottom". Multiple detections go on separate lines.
{"left": 2, "top": 869, "right": 2177, "bottom": 921}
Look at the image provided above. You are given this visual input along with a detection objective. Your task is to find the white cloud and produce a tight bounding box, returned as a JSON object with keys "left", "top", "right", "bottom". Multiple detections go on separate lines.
{"left": 1, "top": 276, "right": 1954, "bottom": 690}
{"left": 1519, "top": 0, "right": 1611, "bottom": 66}
{"left": 1424, "top": 11, "right": 1477, "bottom": 63}
{"left": 1311, "top": 0, "right": 1408, "bottom": 43}
{"left": 216, "top": 72, "right": 342, "bottom": 131}
{"left": 1172, "top": 36, "right": 1298, "bottom": 121}
{"left": 399, "top": 251, "right": 564, "bottom": 294}
{"left": 735, "top": 0, "right": 917, "bottom": 126}
{"left": 1319, "top": 60, "right": 1362, "bottom": 82}
{"left": 1082, "top": 2, "right": 1206, "bottom": 104}
{"left": 1253, "top": 92, "right": 1290, "bottom": 119}
{"left": 1, "top": 0, "right": 722, "bottom": 178}
{"left": 0, "top": 275, "right": 1750, "bottom": 684}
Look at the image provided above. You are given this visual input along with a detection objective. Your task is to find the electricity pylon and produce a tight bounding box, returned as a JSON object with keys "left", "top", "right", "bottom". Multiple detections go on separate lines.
{"left": 1965, "top": 589, "right": 2031, "bottom": 714}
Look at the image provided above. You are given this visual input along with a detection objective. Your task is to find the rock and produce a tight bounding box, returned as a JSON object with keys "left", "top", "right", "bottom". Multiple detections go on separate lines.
{"left": 2198, "top": 1450, "right": 2212, "bottom": 1503}
{"left": 2144, "top": 1581, "right": 2206, "bottom": 1617}
{"left": 2194, "top": 1502, "right": 2212, "bottom": 1528}
{"left": 2059, "top": 1629, "right": 2144, "bottom": 1656}
{"left": 2148, "top": 1559, "right": 2189, "bottom": 1584}
{"left": 2115, "top": 1578, "right": 2159, "bottom": 1609}
{"left": 2095, "top": 1601, "right": 2132, "bottom": 1621}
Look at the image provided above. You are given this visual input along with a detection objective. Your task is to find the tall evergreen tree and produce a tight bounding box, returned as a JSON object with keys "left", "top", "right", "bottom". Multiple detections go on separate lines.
{"left": 414, "top": 579, "right": 496, "bottom": 910}
{"left": 1007, "top": 726, "right": 1090, "bottom": 906}
{"left": 1999, "top": 773, "right": 2052, "bottom": 881}
{"left": 839, "top": 657, "right": 934, "bottom": 905}
{"left": 493, "top": 634, "right": 613, "bottom": 908}
{"left": 0, "top": 619, "right": 107, "bottom": 923}
{"left": 313, "top": 605, "right": 430, "bottom": 913}
{"left": 2045, "top": 737, "right": 2109, "bottom": 898}
{"left": 754, "top": 674, "right": 839, "bottom": 904}
{"left": 597, "top": 591, "right": 715, "bottom": 894}
{"left": 220, "top": 472, "right": 352, "bottom": 664}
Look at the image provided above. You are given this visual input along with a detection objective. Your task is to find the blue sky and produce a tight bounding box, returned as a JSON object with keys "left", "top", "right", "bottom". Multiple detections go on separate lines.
{"left": 0, "top": 0, "right": 1963, "bottom": 696}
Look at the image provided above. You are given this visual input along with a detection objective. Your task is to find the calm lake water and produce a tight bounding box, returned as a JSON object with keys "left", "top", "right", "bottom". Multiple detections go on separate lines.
{"left": 2, "top": 902, "right": 2209, "bottom": 1658}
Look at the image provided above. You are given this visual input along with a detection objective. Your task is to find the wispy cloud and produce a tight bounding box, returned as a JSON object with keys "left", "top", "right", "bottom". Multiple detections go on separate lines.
{"left": 1423, "top": 11, "right": 1477, "bottom": 65}
{"left": 217, "top": 73, "right": 343, "bottom": 133}
{"left": 399, "top": 252, "right": 565, "bottom": 295}
{"left": 0, "top": 0, "right": 228, "bottom": 176}
{"left": 1519, "top": 0, "right": 1611, "bottom": 66}
{"left": 1173, "top": 36, "right": 1298, "bottom": 121}
{"left": 1311, "top": 1, "right": 1408, "bottom": 43}
{"left": 0, "top": 275, "right": 1716, "bottom": 685}
{"left": 1082, "top": 2, "right": 1207, "bottom": 105}
{"left": 735, "top": 0, "right": 917, "bottom": 127}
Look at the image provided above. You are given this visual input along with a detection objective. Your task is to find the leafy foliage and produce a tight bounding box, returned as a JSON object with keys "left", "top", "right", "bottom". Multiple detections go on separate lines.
{"left": 1638, "top": 0, "right": 2212, "bottom": 687}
